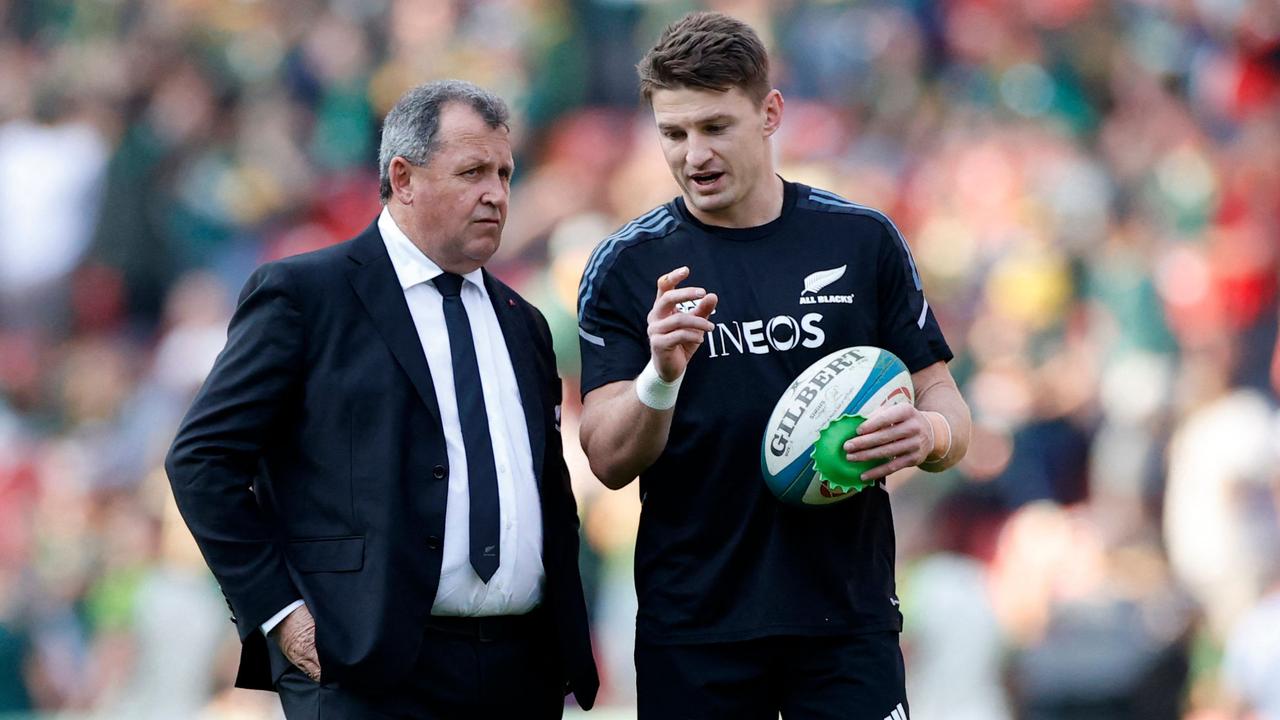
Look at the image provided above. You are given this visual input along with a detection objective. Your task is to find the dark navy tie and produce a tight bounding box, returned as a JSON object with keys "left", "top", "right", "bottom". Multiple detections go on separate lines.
{"left": 432, "top": 272, "right": 500, "bottom": 583}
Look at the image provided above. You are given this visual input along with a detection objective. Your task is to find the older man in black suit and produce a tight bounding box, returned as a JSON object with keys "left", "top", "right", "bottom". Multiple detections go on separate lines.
{"left": 166, "top": 80, "right": 598, "bottom": 718}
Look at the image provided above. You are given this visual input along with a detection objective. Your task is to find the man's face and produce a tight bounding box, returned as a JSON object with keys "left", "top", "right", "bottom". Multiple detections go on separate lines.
{"left": 400, "top": 103, "right": 513, "bottom": 273}
{"left": 651, "top": 85, "right": 781, "bottom": 227}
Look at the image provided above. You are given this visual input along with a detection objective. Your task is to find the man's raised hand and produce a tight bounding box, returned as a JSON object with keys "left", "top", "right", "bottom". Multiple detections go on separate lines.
{"left": 647, "top": 266, "right": 718, "bottom": 382}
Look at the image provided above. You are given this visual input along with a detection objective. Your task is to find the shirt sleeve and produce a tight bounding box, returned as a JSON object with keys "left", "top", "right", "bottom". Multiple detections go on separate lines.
{"left": 261, "top": 600, "right": 306, "bottom": 636}
{"left": 577, "top": 248, "right": 650, "bottom": 398}
{"left": 874, "top": 219, "right": 953, "bottom": 372}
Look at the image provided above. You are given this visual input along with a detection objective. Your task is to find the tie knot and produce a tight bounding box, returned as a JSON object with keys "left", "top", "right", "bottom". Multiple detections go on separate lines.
{"left": 432, "top": 272, "right": 465, "bottom": 298}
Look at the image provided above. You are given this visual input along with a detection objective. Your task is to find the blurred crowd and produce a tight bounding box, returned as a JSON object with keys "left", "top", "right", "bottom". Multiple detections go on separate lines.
{"left": 1, "top": 0, "right": 1278, "bottom": 717}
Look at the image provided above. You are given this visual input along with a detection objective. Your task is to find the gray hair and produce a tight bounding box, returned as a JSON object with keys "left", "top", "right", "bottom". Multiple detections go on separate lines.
{"left": 378, "top": 80, "right": 511, "bottom": 203}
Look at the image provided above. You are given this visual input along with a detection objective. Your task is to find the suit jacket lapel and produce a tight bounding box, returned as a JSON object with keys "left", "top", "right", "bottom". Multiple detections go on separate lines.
{"left": 484, "top": 271, "right": 546, "bottom": 482}
{"left": 345, "top": 223, "right": 443, "bottom": 425}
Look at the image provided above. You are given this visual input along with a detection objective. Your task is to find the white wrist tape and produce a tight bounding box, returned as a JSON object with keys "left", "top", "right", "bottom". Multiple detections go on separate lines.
{"left": 635, "top": 360, "right": 683, "bottom": 410}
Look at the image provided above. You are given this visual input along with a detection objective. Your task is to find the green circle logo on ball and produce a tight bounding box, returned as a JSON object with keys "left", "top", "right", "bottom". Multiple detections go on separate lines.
{"left": 810, "top": 414, "right": 884, "bottom": 495}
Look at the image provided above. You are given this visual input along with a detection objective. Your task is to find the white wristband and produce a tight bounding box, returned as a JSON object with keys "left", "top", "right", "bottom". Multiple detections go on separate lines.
{"left": 924, "top": 411, "right": 953, "bottom": 464}
{"left": 635, "top": 360, "right": 683, "bottom": 410}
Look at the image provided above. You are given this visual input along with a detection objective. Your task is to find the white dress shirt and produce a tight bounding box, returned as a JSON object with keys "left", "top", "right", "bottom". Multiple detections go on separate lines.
{"left": 261, "top": 209, "right": 544, "bottom": 634}
{"left": 379, "top": 208, "right": 544, "bottom": 616}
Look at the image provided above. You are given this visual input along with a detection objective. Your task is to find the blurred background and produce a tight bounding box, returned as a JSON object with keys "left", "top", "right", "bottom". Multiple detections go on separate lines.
{"left": 0, "top": 0, "right": 1278, "bottom": 717}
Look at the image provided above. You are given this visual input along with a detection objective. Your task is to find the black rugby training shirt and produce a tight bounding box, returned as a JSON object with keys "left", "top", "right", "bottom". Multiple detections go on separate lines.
{"left": 578, "top": 180, "right": 952, "bottom": 644}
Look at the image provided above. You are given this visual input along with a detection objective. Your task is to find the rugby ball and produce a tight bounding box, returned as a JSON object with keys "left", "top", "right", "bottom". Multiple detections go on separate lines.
{"left": 761, "top": 346, "right": 914, "bottom": 506}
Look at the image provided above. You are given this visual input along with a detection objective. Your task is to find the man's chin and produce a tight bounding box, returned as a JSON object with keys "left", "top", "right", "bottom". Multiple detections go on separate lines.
{"left": 686, "top": 191, "right": 733, "bottom": 215}
{"left": 464, "top": 236, "right": 502, "bottom": 265}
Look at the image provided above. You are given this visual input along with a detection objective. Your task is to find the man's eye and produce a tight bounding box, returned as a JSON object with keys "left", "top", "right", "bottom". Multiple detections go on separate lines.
{"left": 461, "top": 168, "right": 481, "bottom": 177}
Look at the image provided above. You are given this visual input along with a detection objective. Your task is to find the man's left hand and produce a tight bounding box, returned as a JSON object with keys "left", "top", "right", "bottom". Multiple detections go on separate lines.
{"left": 842, "top": 404, "right": 935, "bottom": 482}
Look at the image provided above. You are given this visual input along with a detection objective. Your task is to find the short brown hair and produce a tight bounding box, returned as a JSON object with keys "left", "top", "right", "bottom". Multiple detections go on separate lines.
{"left": 637, "top": 12, "right": 771, "bottom": 105}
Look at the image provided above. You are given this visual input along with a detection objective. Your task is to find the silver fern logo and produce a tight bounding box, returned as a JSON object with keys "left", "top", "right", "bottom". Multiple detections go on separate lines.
{"left": 802, "top": 265, "right": 847, "bottom": 294}
{"left": 799, "top": 265, "right": 855, "bottom": 305}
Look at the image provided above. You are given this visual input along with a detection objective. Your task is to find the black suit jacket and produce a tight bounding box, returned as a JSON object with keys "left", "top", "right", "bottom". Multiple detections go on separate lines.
{"left": 165, "top": 221, "right": 598, "bottom": 709}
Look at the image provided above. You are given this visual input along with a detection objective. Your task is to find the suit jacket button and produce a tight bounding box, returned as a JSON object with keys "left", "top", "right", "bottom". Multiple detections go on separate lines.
{"left": 427, "top": 536, "right": 441, "bottom": 550}
{"left": 433, "top": 465, "right": 446, "bottom": 479}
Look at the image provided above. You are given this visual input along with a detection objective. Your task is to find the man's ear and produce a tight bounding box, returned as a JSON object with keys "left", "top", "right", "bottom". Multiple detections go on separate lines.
{"left": 762, "top": 89, "right": 784, "bottom": 137}
{"left": 388, "top": 156, "right": 415, "bottom": 204}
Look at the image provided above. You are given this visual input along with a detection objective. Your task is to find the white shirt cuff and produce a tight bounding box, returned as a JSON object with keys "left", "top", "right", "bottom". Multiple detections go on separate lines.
{"left": 260, "top": 600, "right": 305, "bottom": 636}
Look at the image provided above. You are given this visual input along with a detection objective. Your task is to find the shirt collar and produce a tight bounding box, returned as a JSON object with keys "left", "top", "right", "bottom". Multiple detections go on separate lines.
{"left": 377, "top": 207, "right": 486, "bottom": 295}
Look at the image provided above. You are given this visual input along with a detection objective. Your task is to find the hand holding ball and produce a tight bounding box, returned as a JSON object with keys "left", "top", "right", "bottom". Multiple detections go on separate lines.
{"left": 760, "top": 347, "right": 914, "bottom": 506}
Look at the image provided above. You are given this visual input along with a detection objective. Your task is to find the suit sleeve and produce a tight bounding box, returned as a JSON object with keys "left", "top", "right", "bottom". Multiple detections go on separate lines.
{"left": 874, "top": 219, "right": 953, "bottom": 372}
{"left": 165, "top": 262, "right": 305, "bottom": 641}
{"left": 530, "top": 304, "right": 600, "bottom": 708}
{"left": 530, "top": 306, "right": 581, "bottom": 532}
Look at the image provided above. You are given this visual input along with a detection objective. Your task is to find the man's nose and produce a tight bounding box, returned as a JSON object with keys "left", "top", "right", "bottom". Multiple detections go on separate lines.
{"left": 481, "top": 176, "right": 508, "bottom": 207}
{"left": 686, "top": 135, "right": 713, "bottom": 168}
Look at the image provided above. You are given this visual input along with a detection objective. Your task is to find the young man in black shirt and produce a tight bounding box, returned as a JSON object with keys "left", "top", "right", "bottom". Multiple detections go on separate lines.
{"left": 577, "top": 11, "right": 971, "bottom": 720}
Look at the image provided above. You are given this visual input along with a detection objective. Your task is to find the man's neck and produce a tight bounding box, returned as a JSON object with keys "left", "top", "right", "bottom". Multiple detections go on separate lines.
{"left": 384, "top": 204, "right": 485, "bottom": 275}
{"left": 386, "top": 203, "right": 431, "bottom": 257}
{"left": 686, "top": 173, "right": 785, "bottom": 229}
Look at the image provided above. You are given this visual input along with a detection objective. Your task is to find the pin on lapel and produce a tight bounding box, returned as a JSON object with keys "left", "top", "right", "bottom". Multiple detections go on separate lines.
{"left": 507, "top": 298, "right": 516, "bottom": 307}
